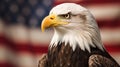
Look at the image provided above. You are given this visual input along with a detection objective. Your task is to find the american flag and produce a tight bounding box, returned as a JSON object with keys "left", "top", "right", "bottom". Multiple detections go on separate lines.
{"left": 0, "top": 0, "right": 120, "bottom": 67}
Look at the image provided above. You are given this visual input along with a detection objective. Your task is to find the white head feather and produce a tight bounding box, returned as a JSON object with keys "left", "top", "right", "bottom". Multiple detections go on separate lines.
{"left": 49, "top": 3, "right": 104, "bottom": 52}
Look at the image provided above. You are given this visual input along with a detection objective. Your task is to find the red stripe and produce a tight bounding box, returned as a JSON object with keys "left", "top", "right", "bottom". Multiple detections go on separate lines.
{"left": 0, "top": 62, "right": 15, "bottom": 67}
{"left": 105, "top": 44, "right": 120, "bottom": 53}
{"left": 97, "top": 20, "right": 120, "bottom": 28}
{"left": 0, "top": 34, "right": 7, "bottom": 44}
{"left": 32, "top": 45, "right": 48, "bottom": 54}
{"left": 54, "top": 0, "right": 120, "bottom": 6}
{"left": 78, "top": 0, "right": 120, "bottom": 6}
{"left": 2, "top": 39, "right": 48, "bottom": 53}
{"left": 8, "top": 42, "right": 48, "bottom": 53}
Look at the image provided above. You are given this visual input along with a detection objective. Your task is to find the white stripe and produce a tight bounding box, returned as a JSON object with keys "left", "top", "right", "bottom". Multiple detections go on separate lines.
{"left": 100, "top": 28, "right": 120, "bottom": 45}
{"left": 29, "top": 29, "right": 52, "bottom": 46}
{"left": 5, "top": 25, "right": 29, "bottom": 44}
{"left": 17, "top": 53, "right": 37, "bottom": 67}
{"left": 0, "top": 45, "right": 8, "bottom": 62}
{"left": 0, "top": 45, "right": 16, "bottom": 65}
{"left": 87, "top": 3, "right": 120, "bottom": 20}
{"left": 5, "top": 25, "right": 52, "bottom": 46}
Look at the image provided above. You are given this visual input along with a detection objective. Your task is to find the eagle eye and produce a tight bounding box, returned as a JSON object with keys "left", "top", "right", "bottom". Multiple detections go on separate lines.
{"left": 64, "top": 13, "right": 70, "bottom": 19}
{"left": 59, "top": 13, "right": 71, "bottom": 19}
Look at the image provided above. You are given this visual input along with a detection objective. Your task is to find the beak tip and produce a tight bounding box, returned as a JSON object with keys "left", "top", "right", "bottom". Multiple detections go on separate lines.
{"left": 41, "top": 27, "right": 45, "bottom": 32}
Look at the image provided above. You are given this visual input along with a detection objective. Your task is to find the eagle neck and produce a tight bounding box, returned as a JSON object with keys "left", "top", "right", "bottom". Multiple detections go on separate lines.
{"left": 50, "top": 27, "right": 104, "bottom": 52}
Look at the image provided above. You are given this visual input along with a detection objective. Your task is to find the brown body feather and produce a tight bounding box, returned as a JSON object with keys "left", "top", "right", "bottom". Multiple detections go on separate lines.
{"left": 38, "top": 42, "right": 119, "bottom": 67}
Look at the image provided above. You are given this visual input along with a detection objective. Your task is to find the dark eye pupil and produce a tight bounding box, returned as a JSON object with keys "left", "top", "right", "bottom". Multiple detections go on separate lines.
{"left": 64, "top": 14, "right": 69, "bottom": 18}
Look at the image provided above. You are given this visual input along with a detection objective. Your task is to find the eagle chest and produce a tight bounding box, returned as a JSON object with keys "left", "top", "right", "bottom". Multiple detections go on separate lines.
{"left": 47, "top": 43, "right": 91, "bottom": 67}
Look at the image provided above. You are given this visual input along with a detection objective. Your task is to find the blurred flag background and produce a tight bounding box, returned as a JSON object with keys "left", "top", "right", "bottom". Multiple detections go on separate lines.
{"left": 0, "top": 0, "right": 120, "bottom": 67}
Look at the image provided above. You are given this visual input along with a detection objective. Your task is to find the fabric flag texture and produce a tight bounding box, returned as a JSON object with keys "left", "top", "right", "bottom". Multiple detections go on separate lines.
{"left": 0, "top": 0, "right": 120, "bottom": 67}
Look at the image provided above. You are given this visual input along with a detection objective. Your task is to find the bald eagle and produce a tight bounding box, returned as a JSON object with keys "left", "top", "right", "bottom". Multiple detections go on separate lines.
{"left": 39, "top": 3, "right": 119, "bottom": 67}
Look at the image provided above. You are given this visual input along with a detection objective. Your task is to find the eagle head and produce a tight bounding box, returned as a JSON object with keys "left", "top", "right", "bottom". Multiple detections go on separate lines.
{"left": 41, "top": 3, "right": 104, "bottom": 52}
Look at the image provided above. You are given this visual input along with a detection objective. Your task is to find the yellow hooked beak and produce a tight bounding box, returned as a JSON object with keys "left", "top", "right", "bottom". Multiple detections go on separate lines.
{"left": 41, "top": 14, "right": 69, "bottom": 32}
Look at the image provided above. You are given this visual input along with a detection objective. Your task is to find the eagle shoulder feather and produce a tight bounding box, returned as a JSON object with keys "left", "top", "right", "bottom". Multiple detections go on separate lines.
{"left": 38, "top": 54, "right": 47, "bottom": 67}
{"left": 89, "top": 54, "right": 120, "bottom": 67}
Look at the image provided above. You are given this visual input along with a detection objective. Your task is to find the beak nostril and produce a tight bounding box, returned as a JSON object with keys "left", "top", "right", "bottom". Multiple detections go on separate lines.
{"left": 50, "top": 17, "right": 54, "bottom": 20}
